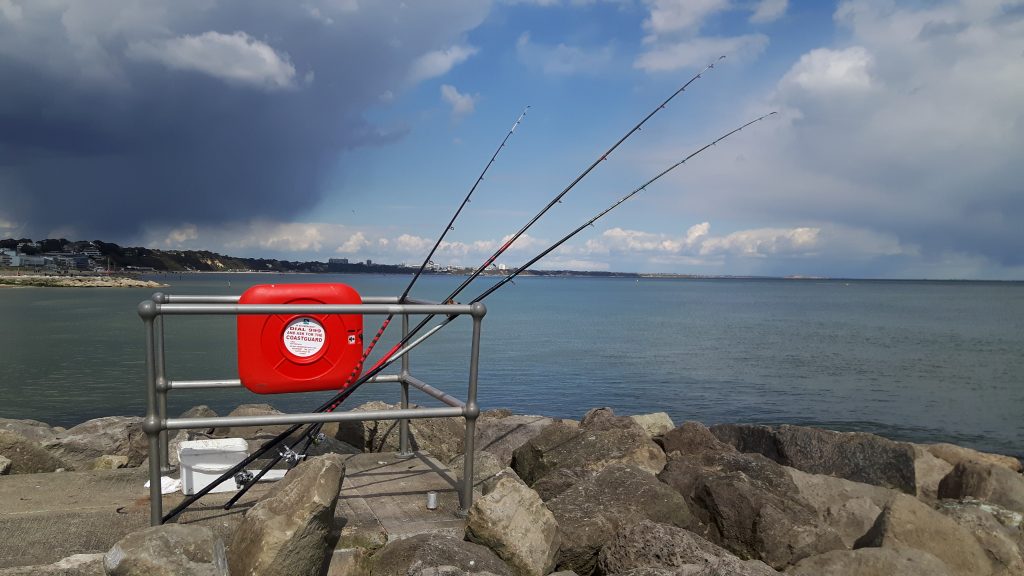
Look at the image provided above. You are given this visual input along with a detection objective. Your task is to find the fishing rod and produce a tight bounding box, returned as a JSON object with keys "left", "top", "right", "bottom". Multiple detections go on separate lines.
{"left": 218, "top": 108, "right": 530, "bottom": 510}
{"left": 163, "top": 60, "right": 721, "bottom": 522}
{"left": 220, "top": 111, "right": 775, "bottom": 512}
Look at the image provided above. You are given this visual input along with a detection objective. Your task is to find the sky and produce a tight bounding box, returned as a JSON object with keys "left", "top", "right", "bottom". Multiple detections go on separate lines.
{"left": 1, "top": 0, "right": 1022, "bottom": 280}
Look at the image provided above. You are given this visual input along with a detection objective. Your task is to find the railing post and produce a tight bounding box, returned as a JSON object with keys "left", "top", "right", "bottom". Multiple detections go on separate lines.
{"left": 459, "top": 302, "right": 486, "bottom": 516}
{"left": 399, "top": 311, "right": 411, "bottom": 456}
{"left": 153, "top": 293, "right": 171, "bottom": 475}
{"left": 139, "top": 299, "right": 163, "bottom": 526}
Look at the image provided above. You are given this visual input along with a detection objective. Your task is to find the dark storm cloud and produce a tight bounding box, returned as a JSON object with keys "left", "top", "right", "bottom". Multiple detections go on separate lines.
{"left": 0, "top": 1, "right": 489, "bottom": 239}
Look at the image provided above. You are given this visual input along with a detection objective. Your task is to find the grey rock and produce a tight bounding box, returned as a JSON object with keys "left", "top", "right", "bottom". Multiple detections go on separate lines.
{"left": 938, "top": 461, "right": 1024, "bottom": 514}
{"left": 92, "top": 454, "right": 129, "bottom": 470}
{"left": 0, "top": 553, "right": 105, "bottom": 576}
{"left": 212, "top": 403, "right": 289, "bottom": 440}
{"left": 786, "top": 467, "right": 896, "bottom": 548}
{"left": 0, "top": 429, "right": 69, "bottom": 473}
{"left": 330, "top": 401, "right": 466, "bottom": 461}
{"left": 228, "top": 453, "right": 346, "bottom": 576}
{"left": 628, "top": 412, "right": 675, "bottom": 438}
{"left": 547, "top": 465, "right": 695, "bottom": 576}
{"left": 659, "top": 421, "right": 737, "bottom": 457}
{"left": 475, "top": 412, "right": 559, "bottom": 466}
{"left": 448, "top": 450, "right": 527, "bottom": 496}
{"left": 710, "top": 423, "right": 782, "bottom": 461}
{"left": 531, "top": 467, "right": 594, "bottom": 502}
{"left": 913, "top": 444, "right": 954, "bottom": 502}
{"left": 466, "top": 477, "right": 559, "bottom": 576}
{"left": 597, "top": 520, "right": 779, "bottom": 576}
{"left": 695, "top": 472, "right": 844, "bottom": 569}
{"left": 511, "top": 417, "right": 665, "bottom": 488}
{"left": 787, "top": 547, "right": 954, "bottom": 576}
{"left": 928, "top": 442, "right": 1022, "bottom": 473}
{"left": 939, "top": 500, "right": 1024, "bottom": 576}
{"left": 0, "top": 417, "right": 61, "bottom": 444}
{"left": 580, "top": 408, "right": 645, "bottom": 432}
{"left": 43, "top": 416, "right": 148, "bottom": 469}
{"left": 0, "top": 455, "right": 10, "bottom": 475}
{"left": 367, "top": 533, "right": 513, "bottom": 576}
{"left": 854, "top": 493, "right": 994, "bottom": 576}
{"left": 104, "top": 524, "right": 228, "bottom": 576}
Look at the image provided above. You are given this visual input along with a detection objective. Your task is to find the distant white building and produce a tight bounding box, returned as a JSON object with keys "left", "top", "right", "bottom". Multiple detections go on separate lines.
{"left": 0, "top": 248, "right": 13, "bottom": 266}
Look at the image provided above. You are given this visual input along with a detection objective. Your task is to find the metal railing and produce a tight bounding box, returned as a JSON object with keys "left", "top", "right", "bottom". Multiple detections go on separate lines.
{"left": 139, "top": 292, "right": 485, "bottom": 526}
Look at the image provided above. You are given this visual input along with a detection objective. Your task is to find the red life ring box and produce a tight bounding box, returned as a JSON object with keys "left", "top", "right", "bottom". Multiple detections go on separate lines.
{"left": 237, "top": 283, "right": 363, "bottom": 394}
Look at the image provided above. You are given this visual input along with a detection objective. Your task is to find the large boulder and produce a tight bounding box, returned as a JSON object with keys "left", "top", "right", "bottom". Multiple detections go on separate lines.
{"left": 330, "top": 401, "right": 466, "bottom": 461}
{"left": 512, "top": 414, "right": 665, "bottom": 487}
{"left": 658, "top": 421, "right": 736, "bottom": 457}
{"left": 212, "top": 403, "right": 290, "bottom": 441}
{"left": 0, "top": 554, "right": 104, "bottom": 576}
{"left": 785, "top": 467, "right": 897, "bottom": 548}
{"left": 530, "top": 467, "right": 594, "bottom": 502}
{"left": 228, "top": 453, "right": 346, "bottom": 576}
{"left": 43, "top": 416, "right": 148, "bottom": 469}
{"left": 938, "top": 461, "right": 1024, "bottom": 513}
{"left": 710, "top": 424, "right": 918, "bottom": 494}
{"left": 694, "top": 472, "right": 844, "bottom": 569}
{"left": 475, "top": 411, "right": 561, "bottom": 466}
{"left": 628, "top": 412, "right": 674, "bottom": 438}
{"left": 104, "top": 524, "right": 228, "bottom": 576}
{"left": 546, "top": 465, "right": 695, "bottom": 576}
{"left": 928, "top": 443, "right": 1022, "bottom": 473}
{"left": 366, "top": 533, "right": 513, "bottom": 576}
{"left": 787, "top": 547, "right": 953, "bottom": 576}
{"left": 0, "top": 455, "right": 10, "bottom": 475}
{"left": 466, "top": 477, "right": 559, "bottom": 576}
{"left": 913, "top": 444, "right": 954, "bottom": 501}
{"left": 0, "top": 418, "right": 62, "bottom": 444}
{"left": 597, "top": 520, "right": 779, "bottom": 576}
{"left": 939, "top": 501, "right": 1024, "bottom": 576}
{"left": 0, "top": 429, "right": 69, "bottom": 473}
{"left": 449, "top": 450, "right": 527, "bottom": 496}
{"left": 854, "top": 493, "right": 994, "bottom": 576}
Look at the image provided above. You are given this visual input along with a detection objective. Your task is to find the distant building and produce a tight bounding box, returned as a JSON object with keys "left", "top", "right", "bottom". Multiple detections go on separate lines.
{"left": 366, "top": 259, "right": 372, "bottom": 266}
{"left": 0, "top": 248, "right": 13, "bottom": 266}
{"left": 329, "top": 258, "right": 349, "bottom": 265}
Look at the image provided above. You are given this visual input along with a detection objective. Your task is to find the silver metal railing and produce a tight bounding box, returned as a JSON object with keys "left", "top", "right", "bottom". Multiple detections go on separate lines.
{"left": 139, "top": 292, "right": 485, "bottom": 526}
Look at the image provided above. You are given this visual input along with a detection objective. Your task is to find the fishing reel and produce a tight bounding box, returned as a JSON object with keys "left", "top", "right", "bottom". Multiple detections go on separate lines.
{"left": 234, "top": 470, "right": 255, "bottom": 489}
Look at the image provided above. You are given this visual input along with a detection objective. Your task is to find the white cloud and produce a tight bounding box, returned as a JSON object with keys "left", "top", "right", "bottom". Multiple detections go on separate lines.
{"left": 408, "top": 44, "right": 479, "bottom": 83}
{"left": 516, "top": 32, "right": 614, "bottom": 76}
{"left": 0, "top": 0, "right": 23, "bottom": 22}
{"left": 780, "top": 46, "right": 874, "bottom": 93}
{"left": 635, "top": 34, "right": 768, "bottom": 72}
{"left": 440, "top": 84, "right": 478, "bottom": 117}
{"left": 163, "top": 224, "right": 199, "bottom": 247}
{"left": 127, "top": 31, "right": 298, "bottom": 90}
{"left": 337, "top": 231, "right": 369, "bottom": 253}
{"left": 750, "top": 0, "right": 787, "bottom": 24}
{"left": 642, "top": 0, "right": 730, "bottom": 38}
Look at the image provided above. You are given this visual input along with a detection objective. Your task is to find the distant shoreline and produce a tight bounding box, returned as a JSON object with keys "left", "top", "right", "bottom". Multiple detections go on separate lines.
{"left": 0, "top": 274, "right": 167, "bottom": 288}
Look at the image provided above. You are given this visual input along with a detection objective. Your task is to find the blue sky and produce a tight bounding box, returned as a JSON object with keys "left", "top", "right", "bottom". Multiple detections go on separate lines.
{"left": 1, "top": 1, "right": 1022, "bottom": 279}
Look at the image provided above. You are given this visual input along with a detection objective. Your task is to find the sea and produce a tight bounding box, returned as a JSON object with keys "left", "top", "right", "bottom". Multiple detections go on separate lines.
{"left": 1, "top": 273, "right": 1022, "bottom": 458}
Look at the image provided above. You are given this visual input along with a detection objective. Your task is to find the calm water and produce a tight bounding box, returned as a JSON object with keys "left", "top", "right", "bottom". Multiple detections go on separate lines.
{"left": 1, "top": 274, "right": 1022, "bottom": 457}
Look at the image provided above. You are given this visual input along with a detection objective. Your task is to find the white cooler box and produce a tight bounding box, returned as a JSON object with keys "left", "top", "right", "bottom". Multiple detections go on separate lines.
{"left": 177, "top": 438, "right": 249, "bottom": 495}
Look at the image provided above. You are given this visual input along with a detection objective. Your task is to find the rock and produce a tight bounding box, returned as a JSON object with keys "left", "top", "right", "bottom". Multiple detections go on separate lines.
{"left": 787, "top": 547, "right": 954, "bottom": 576}
{"left": 546, "top": 465, "right": 695, "bottom": 576}
{"left": 710, "top": 423, "right": 782, "bottom": 461}
{"left": 658, "top": 421, "right": 736, "bottom": 457}
{"left": 475, "top": 412, "right": 559, "bottom": 466}
{"left": 579, "top": 408, "right": 644, "bottom": 432}
{"left": 786, "top": 467, "right": 897, "bottom": 548}
{"left": 531, "top": 467, "right": 594, "bottom": 502}
{"left": 0, "top": 417, "right": 61, "bottom": 444}
{"left": 774, "top": 425, "right": 917, "bottom": 494}
{"left": 628, "top": 412, "right": 674, "bottom": 438}
{"left": 913, "top": 444, "right": 954, "bottom": 501}
{"left": 938, "top": 461, "right": 1024, "bottom": 513}
{"left": 939, "top": 501, "right": 1024, "bottom": 576}
{"left": 0, "top": 553, "right": 105, "bottom": 575}
{"left": 449, "top": 450, "right": 528, "bottom": 496}
{"left": 104, "top": 524, "right": 228, "bottom": 575}
{"left": 466, "top": 477, "right": 559, "bottom": 576}
{"left": 366, "top": 533, "right": 513, "bottom": 576}
{"left": 92, "top": 454, "right": 129, "bottom": 470}
{"left": 228, "top": 453, "right": 346, "bottom": 576}
{"left": 212, "top": 403, "right": 289, "bottom": 440}
{"left": 854, "top": 493, "right": 994, "bottom": 576}
{"left": 43, "top": 416, "right": 148, "bottom": 469}
{"left": 511, "top": 419, "right": 665, "bottom": 487}
{"left": 928, "top": 442, "right": 1023, "bottom": 473}
{"left": 694, "top": 472, "right": 844, "bottom": 569}
{"left": 0, "top": 429, "right": 69, "bottom": 473}
{"left": 597, "top": 520, "right": 779, "bottom": 576}
{"left": 331, "top": 401, "right": 466, "bottom": 461}
{"left": 0, "top": 455, "right": 10, "bottom": 475}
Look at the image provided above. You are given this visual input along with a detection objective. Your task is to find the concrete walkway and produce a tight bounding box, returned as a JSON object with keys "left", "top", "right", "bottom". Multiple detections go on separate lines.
{"left": 0, "top": 451, "right": 467, "bottom": 569}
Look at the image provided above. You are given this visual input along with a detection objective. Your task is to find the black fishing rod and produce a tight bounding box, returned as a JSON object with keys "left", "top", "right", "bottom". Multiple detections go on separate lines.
{"left": 163, "top": 61, "right": 721, "bottom": 522}
{"left": 219, "top": 111, "right": 773, "bottom": 514}
{"left": 218, "top": 108, "right": 530, "bottom": 510}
